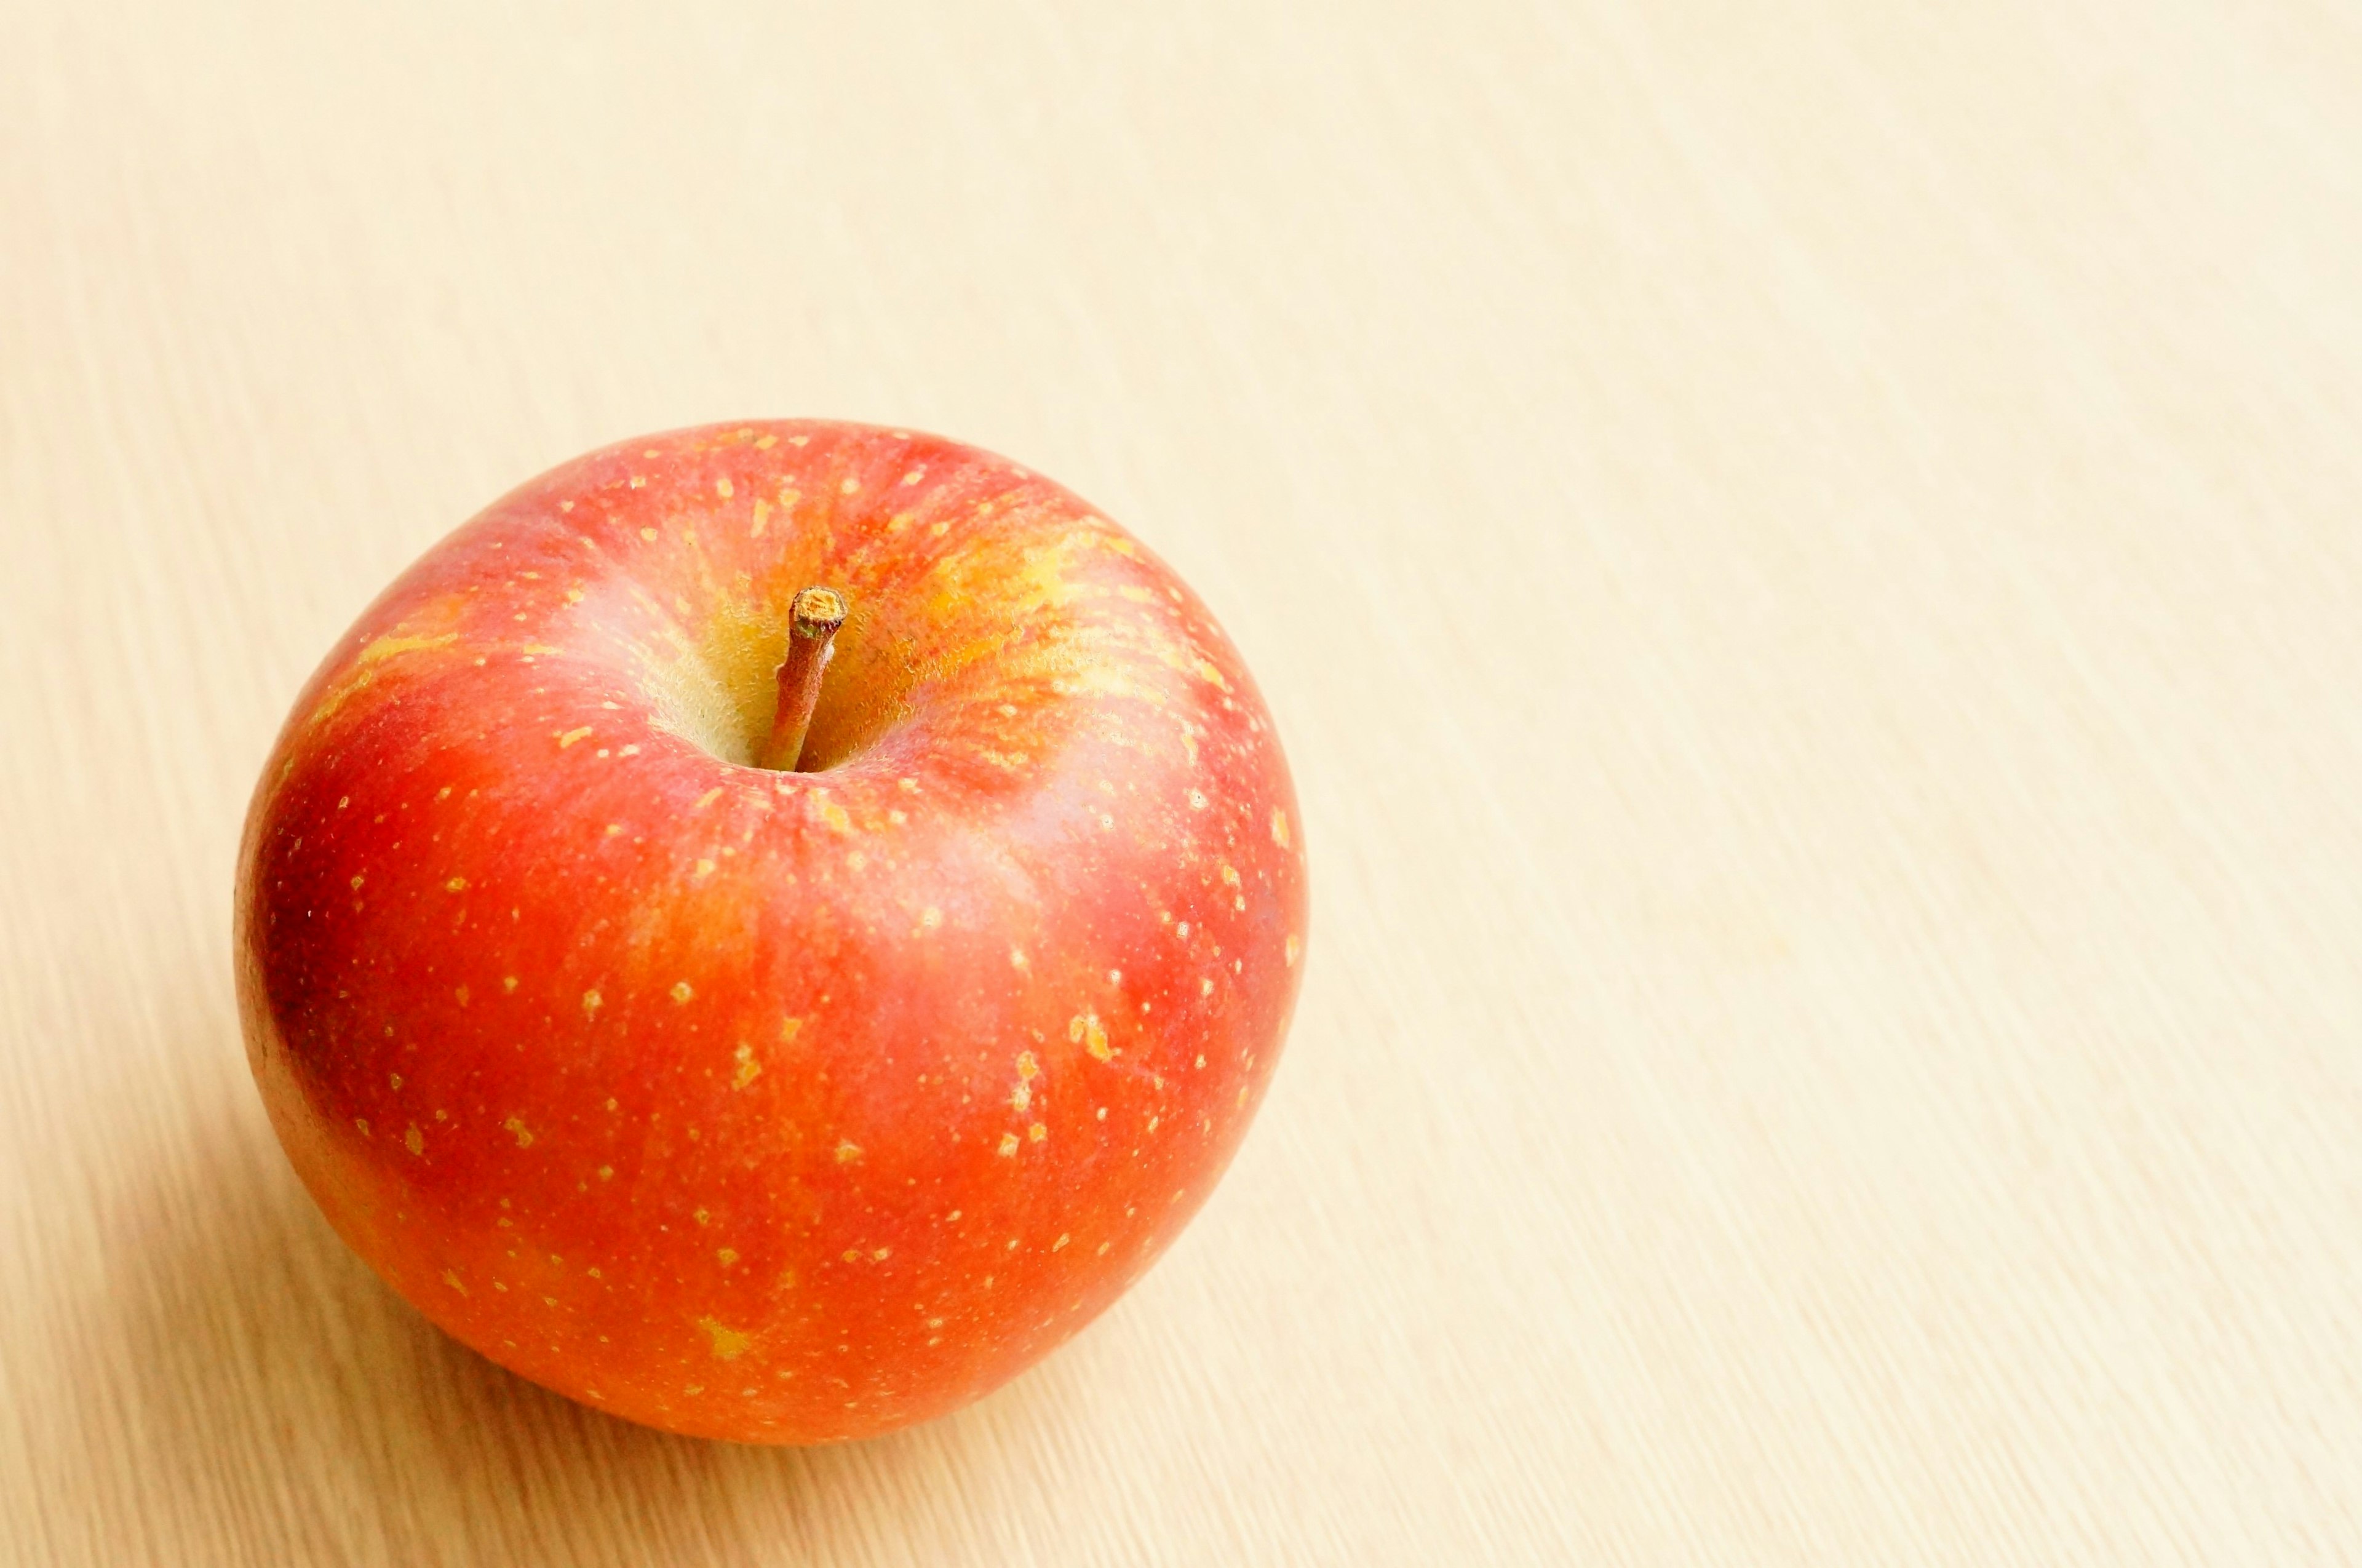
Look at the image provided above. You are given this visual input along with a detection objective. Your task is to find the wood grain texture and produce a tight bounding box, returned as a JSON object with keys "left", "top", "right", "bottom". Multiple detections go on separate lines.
{"left": 4, "top": 1, "right": 2360, "bottom": 1561}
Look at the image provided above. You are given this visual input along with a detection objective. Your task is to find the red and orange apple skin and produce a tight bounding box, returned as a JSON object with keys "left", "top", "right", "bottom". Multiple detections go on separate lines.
{"left": 233, "top": 421, "right": 1307, "bottom": 1444}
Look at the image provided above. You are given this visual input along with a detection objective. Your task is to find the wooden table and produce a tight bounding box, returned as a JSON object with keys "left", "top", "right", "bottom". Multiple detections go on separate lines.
{"left": 6, "top": 3, "right": 2358, "bottom": 1561}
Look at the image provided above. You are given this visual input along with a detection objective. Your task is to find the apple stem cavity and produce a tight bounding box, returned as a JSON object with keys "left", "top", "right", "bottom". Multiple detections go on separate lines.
{"left": 760, "top": 587, "right": 848, "bottom": 771}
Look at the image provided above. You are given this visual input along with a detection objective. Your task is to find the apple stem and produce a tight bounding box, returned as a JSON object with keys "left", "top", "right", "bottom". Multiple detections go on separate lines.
{"left": 760, "top": 587, "right": 848, "bottom": 771}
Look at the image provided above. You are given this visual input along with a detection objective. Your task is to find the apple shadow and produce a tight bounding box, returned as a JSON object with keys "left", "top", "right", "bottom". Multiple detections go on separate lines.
{"left": 64, "top": 1070, "right": 1068, "bottom": 1565}
{"left": 58, "top": 1000, "right": 1116, "bottom": 1566}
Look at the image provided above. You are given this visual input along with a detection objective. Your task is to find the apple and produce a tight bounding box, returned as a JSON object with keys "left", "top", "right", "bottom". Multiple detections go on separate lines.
{"left": 234, "top": 420, "right": 1308, "bottom": 1443}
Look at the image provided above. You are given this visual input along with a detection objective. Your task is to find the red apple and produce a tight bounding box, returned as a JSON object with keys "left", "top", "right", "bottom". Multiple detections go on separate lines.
{"left": 234, "top": 420, "right": 1308, "bottom": 1443}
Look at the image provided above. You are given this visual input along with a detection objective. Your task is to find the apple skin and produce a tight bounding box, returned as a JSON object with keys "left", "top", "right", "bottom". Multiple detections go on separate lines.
{"left": 234, "top": 420, "right": 1306, "bottom": 1444}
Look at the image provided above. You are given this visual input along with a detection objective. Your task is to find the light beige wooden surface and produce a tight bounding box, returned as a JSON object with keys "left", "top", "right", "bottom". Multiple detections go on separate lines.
{"left": 6, "top": 2, "right": 2361, "bottom": 1562}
